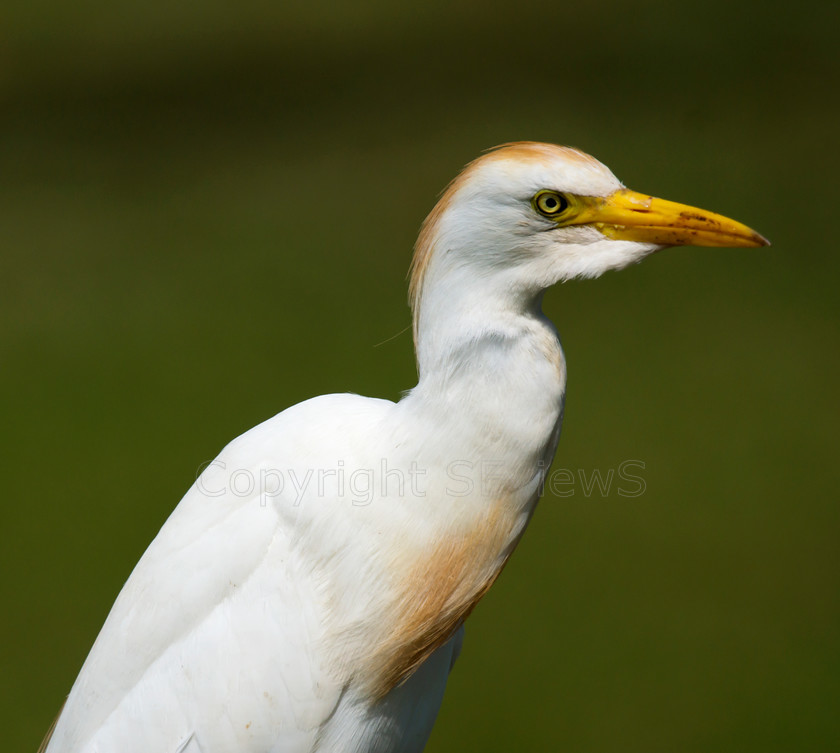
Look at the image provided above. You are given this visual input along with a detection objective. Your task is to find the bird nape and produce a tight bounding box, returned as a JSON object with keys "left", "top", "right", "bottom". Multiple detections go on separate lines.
{"left": 39, "top": 142, "right": 767, "bottom": 753}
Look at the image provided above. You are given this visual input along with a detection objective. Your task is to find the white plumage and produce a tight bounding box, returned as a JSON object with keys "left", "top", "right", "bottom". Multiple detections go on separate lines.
{"left": 40, "top": 142, "right": 766, "bottom": 753}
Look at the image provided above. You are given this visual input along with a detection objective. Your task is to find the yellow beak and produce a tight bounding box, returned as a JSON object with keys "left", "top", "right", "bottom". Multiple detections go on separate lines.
{"left": 576, "top": 188, "right": 769, "bottom": 248}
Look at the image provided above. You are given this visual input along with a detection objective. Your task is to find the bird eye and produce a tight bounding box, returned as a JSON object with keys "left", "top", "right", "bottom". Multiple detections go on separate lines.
{"left": 534, "top": 191, "right": 570, "bottom": 217}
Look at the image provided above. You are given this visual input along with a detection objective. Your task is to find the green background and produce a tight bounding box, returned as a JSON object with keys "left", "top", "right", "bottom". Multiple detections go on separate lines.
{"left": 3, "top": 1, "right": 838, "bottom": 750}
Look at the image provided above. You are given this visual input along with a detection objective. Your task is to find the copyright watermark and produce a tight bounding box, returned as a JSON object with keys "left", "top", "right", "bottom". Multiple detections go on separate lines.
{"left": 194, "top": 458, "right": 646, "bottom": 506}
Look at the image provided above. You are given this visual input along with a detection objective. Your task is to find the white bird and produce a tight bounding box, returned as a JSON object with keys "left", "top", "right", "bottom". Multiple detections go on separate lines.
{"left": 39, "top": 142, "right": 767, "bottom": 753}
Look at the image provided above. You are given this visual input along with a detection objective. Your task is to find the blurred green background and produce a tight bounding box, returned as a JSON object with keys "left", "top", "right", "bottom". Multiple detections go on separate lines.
{"left": 2, "top": 1, "right": 838, "bottom": 750}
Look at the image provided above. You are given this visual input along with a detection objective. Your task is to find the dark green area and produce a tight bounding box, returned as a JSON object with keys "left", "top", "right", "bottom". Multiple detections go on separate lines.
{"left": 2, "top": 1, "right": 838, "bottom": 750}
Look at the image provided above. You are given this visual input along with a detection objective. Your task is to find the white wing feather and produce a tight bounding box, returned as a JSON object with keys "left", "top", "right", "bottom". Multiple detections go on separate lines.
{"left": 45, "top": 394, "right": 454, "bottom": 753}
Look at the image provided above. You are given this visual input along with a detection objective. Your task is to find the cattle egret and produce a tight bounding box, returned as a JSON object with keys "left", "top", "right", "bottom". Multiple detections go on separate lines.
{"left": 39, "top": 142, "right": 767, "bottom": 753}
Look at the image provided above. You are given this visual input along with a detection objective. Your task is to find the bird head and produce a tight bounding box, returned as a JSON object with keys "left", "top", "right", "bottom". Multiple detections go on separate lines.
{"left": 410, "top": 142, "right": 767, "bottom": 345}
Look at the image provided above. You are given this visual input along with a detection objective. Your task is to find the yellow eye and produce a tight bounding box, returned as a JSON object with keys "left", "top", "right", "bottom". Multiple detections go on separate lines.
{"left": 534, "top": 191, "right": 570, "bottom": 217}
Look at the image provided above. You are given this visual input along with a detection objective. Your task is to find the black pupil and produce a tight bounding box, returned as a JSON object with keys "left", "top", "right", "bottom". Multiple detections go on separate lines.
{"left": 541, "top": 194, "right": 567, "bottom": 213}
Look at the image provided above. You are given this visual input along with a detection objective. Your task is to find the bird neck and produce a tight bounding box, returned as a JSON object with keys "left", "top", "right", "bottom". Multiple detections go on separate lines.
{"left": 408, "top": 274, "right": 566, "bottom": 491}
{"left": 413, "top": 266, "right": 558, "bottom": 382}
{"left": 346, "top": 276, "right": 568, "bottom": 700}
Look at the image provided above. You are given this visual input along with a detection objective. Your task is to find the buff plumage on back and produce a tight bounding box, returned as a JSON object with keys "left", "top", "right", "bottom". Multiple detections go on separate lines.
{"left": 408, "top": 142, "right": 602, "bottom": 344}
